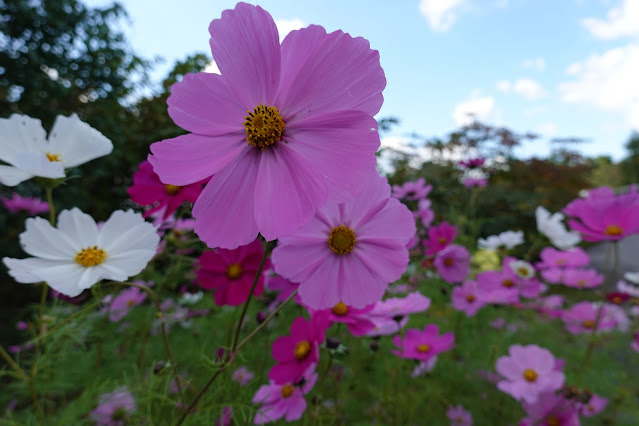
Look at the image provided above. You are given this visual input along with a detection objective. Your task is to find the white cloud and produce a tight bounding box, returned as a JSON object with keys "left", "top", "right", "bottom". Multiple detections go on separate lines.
{"left": 537, "top": 122, "right": 557, "bottom": 137}
{"left": 419, "top": 0, "right": 464, "bottom": 32}
{"left": 453, "top": 92, "right": 497, "bottom": 126}
{"left": 495, "top": 78, "right": 547, "bottom": 100}
{"left": 275, "top": 18, "right": 306, "bottom": 41}
{"left": 559, "top": 44, "right": 639, "bottom": 129}
{"left": 523, "top": 57, "right": 546, "bottom": 71}
{"left": 204, "top": 18, "right": 305, "bottom": 75}
{"left": 582, "top": 0, "right": 639, "bottom": 40}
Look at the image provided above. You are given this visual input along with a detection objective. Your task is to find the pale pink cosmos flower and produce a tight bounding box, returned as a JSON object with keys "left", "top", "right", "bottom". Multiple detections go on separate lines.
{"left": 562, "top": 268, "right": 604, "bottom": 289}
{"left": 452, "top": 280, "right": 486, "bottom": 317}
{"left": 369, "top": 291, "right": 431, "bottom": 321}
{"left": 148, "top": 3, "right": 385, "bottom": 249}
{"left": 561, "top": 302, "right": 616, "bottom": 334}
{"left": 2, "top": 193, "right": 49, "bottom": 215}
{"left": 631, "top": 332, "right": 639, "bottom": 352}
{"left": 232, "top": 366, "right": 254, "bottom": 386}
{"left": 536, "top": 247, "right": 590, "bottom": 270}
{"left": 392, "top": 324, "right": 454, "bottom": 363}
{"left": 90, "top": 387, "right": 136, "bottom": 426}
{"left": 415, "top": 198, "right": 435, "bottom": 228}
{"left": 434, "top": 244, "right": 470, "bottom": 284}
{"left": 392, "top": 177, "right": 432, "bottom": 200}
{"left": 411, "top": 356, "right": 438, "bottom": 378}
{"left": 447, "top": 404, "right": 473, "bottom": 426}
{"left": 253, "top": 364, "right": 317, "bottom": 424}
{"left": 520, "top": 391, "right": 580, "bottom": 426}
{"left": 462, "top": 177, "right": 487, "bottom": 188}
{"left": 272, "top": 173, "right": 415, "bottom": 309}
{"left": 578, "top": 394, "right": 607, "bottom": 417}
{"left": 108, "top": 285, "right": 148, "bottom": 322}
{"left": 495, "top": 344, "right": 565, "bottom": 404}
{"left": 563, "top": 185, "right": 639, "bottom": 242}
{"left": 264, "top": 271, "right": 299, "bottom": 303}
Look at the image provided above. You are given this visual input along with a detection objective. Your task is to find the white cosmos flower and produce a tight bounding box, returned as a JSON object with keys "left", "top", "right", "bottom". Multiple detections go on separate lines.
{"left": 0, "top": 114, "right": 112, "bottom": 186}
{"left": 478, "top": 230, "right": 524, "bottom": 250}
{"left": 509, "top": 260, "right": 535, "bottom": 279}
{"left": 3, "top": 208, "right": 159, "bottom": 297}
{"left": 535, "top": 206, "right": 581, "bottom": 250}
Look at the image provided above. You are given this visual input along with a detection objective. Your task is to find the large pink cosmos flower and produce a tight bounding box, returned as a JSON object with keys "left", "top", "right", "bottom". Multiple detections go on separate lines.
{"left": 392, "top": 324, "right": 454, "bottom": 363}
{"left": 269, "top": 314, "right": 329, "bottom": 384}
{"left": 563, "top": 186, "right": 639, "bottom": 242}
{"left": 196, "top": 239, "right": 270, "bottom": 306}
{"left": 127, "top": 160, "right": 204, "bottom": 220}
{"left": 148, "top": 3, "right": 385, "bottom": 249}
{"left": 271, "top": 173, "right": 415, "bottom": 309}
{"left": 253, "top": 364, "right": 317, "bottom": 424}
{"left": 495, "top": 344, "right": 565, "bottom": 404}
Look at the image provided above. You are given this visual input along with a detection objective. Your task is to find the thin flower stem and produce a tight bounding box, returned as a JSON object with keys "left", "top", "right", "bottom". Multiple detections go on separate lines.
{"left": 30, "top": 300, "right": 102, "bottom": 343}
{"left": 230, "top": 241, "right": 274, "bottom": 352}
{"left": 0, "top": 344, "right": 29, "bottom": 380}
{"left": 110, "top": 281, "right": 185, "bottom": 406}
{"left": 38, "top": 283, "right": 48, "bottom": 335}
{"left": 45, "top": 186, "right": 55, "bottom": 226}
{"left": 28, "top": 376, "right": 45, "bottom": 425}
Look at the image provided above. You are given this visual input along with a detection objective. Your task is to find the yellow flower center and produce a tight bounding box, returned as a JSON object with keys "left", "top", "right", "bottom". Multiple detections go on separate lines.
{"left": 328, "top": 225, "right": 356, "bottom": 255}
{"left": 417, "top": 344, "right": 430, "bottom": 353}
{"left": 294, "top": 340, "right": 311, "bottom": 360}
{"left": 518, "top": 267, "right": 530, "bottom": 277}
{"left": 74, "top": 246, "right": 107, "bottom": 267}
{"left": 577, "top": 279, "right": 587, "bottom": 287}
{"left": 444, "top": 257, "right": 453, "bottom": 267}
{"left": 582, "top": 320, "right": 595, "bottom": 329}
{"left": 226, "top": 263, "right": 242, "bottom": 280}
{"left": 244, "top": 104, "right": 285, "bottom": 150}
{"left": 557, "top": 259, "right": 566, "bottom": 265}
{"left": 127, "top": 299, "right": 136, "bottom": 307}
{"left": 280, "top": 384, "right": 295, "bottom": 398}
{"left": 604, "top": 224, "right": 623, "bottom": 236}
{"left": 502, "top": 279, "right": 514, "bottom": 288}
{"left": 546, "top": 416, "right": 560, "bottom": 426}
{"left": 466, "top": 294, "right": 476, "bottom": 303}
{"left": 46, "top": 152, "right": 62, "bottom": 162}
{"left": 164, "top": 184, "right": 181, "bottom": 195}
{"left": 612, "top": 296, "right": 623, "bottom": 304}
{"left": 523, "top": 368, "right": 538, "bottom": 382}
{"left": 332, "top": 302, "right": 348, "bottom": 316}
{"left": 438, "top": 237, "right": 447, "bottom": 244}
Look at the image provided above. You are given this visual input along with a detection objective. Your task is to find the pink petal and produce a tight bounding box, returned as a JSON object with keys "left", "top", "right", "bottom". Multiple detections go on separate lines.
{"left": 297, "top": 254, "right": 344, "bottom": 309}
{"left": 192, "top": 150, "right": 260, "bottom": 249}
{"left": 254, "top": 145, "right": 327, "bottom": 241}
{"left": 208, "top": 3, "right": 281, "bottom": 106}
{"left": 167, "top": 72, "right": 246, "bottom": 135}
{"left": 148, "top": 133, "right": 245, "bottom": 186}
{"left": 277, "top": 25, "right": 385, "bottom": 121}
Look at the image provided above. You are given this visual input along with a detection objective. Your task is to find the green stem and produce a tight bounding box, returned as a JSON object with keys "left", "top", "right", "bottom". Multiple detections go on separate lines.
{"left": 45, "top": 186, "right": 55, "bottom": 226}
{"left": 110, "top": 281, "right": 185, "bottom": 406}
{"left": 0, "top": 344, "right": 29, "bottom": 380}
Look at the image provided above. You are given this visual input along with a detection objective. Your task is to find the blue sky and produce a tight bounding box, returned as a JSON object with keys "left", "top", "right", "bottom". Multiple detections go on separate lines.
{"left": 89, "top": 0, "right": 639, "bottom": 161}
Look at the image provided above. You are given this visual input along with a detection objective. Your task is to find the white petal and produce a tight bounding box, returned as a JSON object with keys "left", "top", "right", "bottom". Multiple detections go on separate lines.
{"left": 3, "top": 257, "right": 47, "bottom": 283}
{"left": 47, "top": 114, "right": 113, "bottom": 168}
{"left": 0, "top": 114, "right": 47, "bottom": 163}
{"left": 0, "top": 164, "right": 35, "bottom": 186}
{"left": 98, "top": 210, "right": 159, "bottom": 254}
{"left": 56, "top": 208, "right": 99, "bottom": 249}
{"left": 3, "top": 257, "right": 89, "bottom": 297}
{"left": 103, "top": 249, "right": 156, "bottom": 278}
{"left": 20, "top": 216, "right": 78, "bottom": 259}
{"left": 10, "top": 151, "right": 65, "bottom": 179}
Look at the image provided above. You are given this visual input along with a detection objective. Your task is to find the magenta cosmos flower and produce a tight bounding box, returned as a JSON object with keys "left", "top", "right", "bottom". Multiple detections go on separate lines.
{"left": 423, "top": 221, "right": 457, "bottom": 256}
{"left": 108, "top": 286, "right": 147, "bottom": 322}
{"left": 196, "top": 239, "right": 270, "bottom": 306}
{"left": 253, "top": 364, "right": 317, "bottom": 424}
{"left": 148, "top": 3, "right": 385, "bottom": 249}
{"left": 269, "top": 314, "right": 329, "bottom": 384}
{"left": 520, "top": 391, "right": 580, "bottom": 426}
{"left": 447, "top": 404, "right": 473, "bottom": 426}
{"left": 232, "top": 366, "right": 254, "bottom": 387}
{"left": 452, "top": 280, "right": 486, "bottom": 317}
{"left": 2, "top": 193, "right": 49, "bottom": 215}
{"left": 495, "top": 344, "right": 565, "bottom": 404}
{"left": 314, "top": 302, "right": 375, "bottom": 336}
{"left": 561, "top": 302, "right": 616, "bottom": 334}
{"left": 271, "top": 173, "right": 415, "bottom": 309}
{"left": 563, "top": 186, "right": 639, "bottom": 242}
{"left": 392, "top": 324, "right": 454, "bottom": 363}
{"left": 127, "top": 160, "right": 204, "bottom": 220}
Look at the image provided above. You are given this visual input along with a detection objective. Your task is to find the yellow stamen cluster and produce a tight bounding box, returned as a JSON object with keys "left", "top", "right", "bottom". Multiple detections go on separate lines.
{"left": 502, "top": 279, "right": 514, "bottom": 288}
{"left": 328, "top": 225, "right": 356, "bottom": 255}
{"left": 523, "top": 368, "right": 538, "bottom": 382}
{"left": 444, "top": 257, "right": 453, "bottom": 267}
{"left": 294, "top": 340, "right": 312, "bottom": 360}
{"left": 518, "top": 267, "right": 530, "bottom": 277}
{"left": 74, "top": 246, "right": 107, "bottom": 267}
{"left": 226, "top": 263, "right": 242, "bottom": 280}
{"left": 546, "top": 416, "right": 560, "bottom": 426}
{"left": 604, "top": 224, "right": 623, "bottom": 236}
{"left": 332, "top": 302, "right": 348, "bottom": 316}
{"left": 164, "top": 184, "right": 181, "bottom": 195}
{"left": 281, "top": 384, "right": 295, "bottom": 398}
{"left": 466, "top": 294, "right": 476, "bottom": 303}
{"left": 46, "top": 152, "right": 62, "bottom": 162}
{"left": 582, "top": 320, "right": 596, "bottom": 329}
{"left": 244, "top": 104, "right": 285, "bottom": 150}
{"left": 417, "top": 344, "right": 430, "bottom": 353}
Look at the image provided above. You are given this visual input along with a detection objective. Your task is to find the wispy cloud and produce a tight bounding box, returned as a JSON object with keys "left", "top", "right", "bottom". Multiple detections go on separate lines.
{"left": 419, "top": 0, "right": 464, "bottom": 32}
{"left": 496, "top": 78, "right": 548, "bottom": 100}
{"left": 582, "top": 0, "right": 639, "bottom": 40}
{"left": 453, "top": 90, "right": 498, "bottom": 126}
